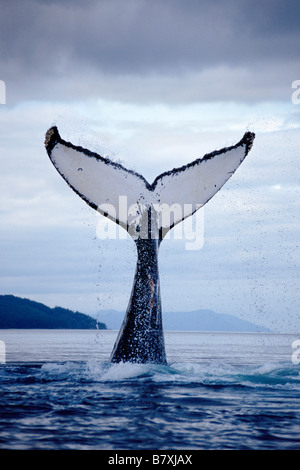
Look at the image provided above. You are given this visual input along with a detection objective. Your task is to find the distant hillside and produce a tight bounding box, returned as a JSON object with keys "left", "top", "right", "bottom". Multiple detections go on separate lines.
{"left": 163, "top": 310, "right": 271, "bottom": 332}
{"left": 0, "top": 295, "right": 270, "bottom": 332}
{"left": 97, "top": 309, "right": 270, "bottom": 333}
{"left": 0, "top": 295, "right": 106, "bottom": 329}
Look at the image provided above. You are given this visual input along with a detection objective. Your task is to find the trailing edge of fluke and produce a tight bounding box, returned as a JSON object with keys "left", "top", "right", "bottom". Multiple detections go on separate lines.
{"left": 45, "top": 126, "right": 255, "bottom": 363}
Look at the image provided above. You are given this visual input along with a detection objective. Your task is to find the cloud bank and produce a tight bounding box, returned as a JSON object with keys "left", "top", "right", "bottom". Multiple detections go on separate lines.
{"left": 1, "top": 0, "right": 299, "bottom": 103}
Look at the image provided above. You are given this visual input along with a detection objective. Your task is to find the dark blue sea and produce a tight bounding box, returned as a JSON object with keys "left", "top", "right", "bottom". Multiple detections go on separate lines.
{"left": 0, "top": 330, "right": 299, "bottom": 452}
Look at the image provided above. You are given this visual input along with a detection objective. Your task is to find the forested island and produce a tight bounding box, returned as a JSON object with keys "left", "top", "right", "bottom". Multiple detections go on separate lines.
{"left": 0, "top": 295, "right": 106, "bottom": 329}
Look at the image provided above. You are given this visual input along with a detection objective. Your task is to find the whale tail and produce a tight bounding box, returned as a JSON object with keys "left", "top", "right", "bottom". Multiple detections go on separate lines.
{"left": 45, "top": 126, "right": 255, "bottom": 364}
{"left": 45, "top": 126, "right": 255, "bottom": 240}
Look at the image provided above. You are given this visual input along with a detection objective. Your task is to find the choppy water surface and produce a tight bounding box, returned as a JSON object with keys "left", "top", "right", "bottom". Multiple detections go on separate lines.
{"left": 0, "top": 330, "right": 299, "bottom": 450}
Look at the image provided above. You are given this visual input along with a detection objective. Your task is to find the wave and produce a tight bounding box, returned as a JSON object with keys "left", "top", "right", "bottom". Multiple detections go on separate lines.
{"left": 2, "top": 357, "right": 300, "bottom": 450}
{"left": 39, "top": 359, "right": 300, "bottom": 390}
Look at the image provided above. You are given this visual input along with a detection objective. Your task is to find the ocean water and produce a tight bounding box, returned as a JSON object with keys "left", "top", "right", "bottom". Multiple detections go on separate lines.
{"left": 0, "top": 329, "right": 299, "bottom": 451}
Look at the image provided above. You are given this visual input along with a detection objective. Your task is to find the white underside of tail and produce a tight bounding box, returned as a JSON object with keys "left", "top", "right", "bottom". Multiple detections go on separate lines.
{"left": 46, "top": 127, "right": 255, "bottom": 239}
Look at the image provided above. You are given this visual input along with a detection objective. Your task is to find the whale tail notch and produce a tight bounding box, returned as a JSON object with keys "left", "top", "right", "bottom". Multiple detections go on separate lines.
{"left": 45, "top": 126, "right": 255, "bottom": 240}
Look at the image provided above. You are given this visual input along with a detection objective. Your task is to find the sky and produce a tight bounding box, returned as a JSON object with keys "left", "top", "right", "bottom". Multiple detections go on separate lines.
{"left": 0, "top": 0, "right": 299, "bottom": 333}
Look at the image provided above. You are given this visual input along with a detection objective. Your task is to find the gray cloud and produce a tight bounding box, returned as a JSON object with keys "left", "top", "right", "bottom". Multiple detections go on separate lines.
{"left": 1, "top": 0, "right": 299, "bottom": 103}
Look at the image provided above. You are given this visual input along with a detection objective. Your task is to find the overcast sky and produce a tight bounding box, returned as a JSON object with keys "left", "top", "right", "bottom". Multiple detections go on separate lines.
{"left": 0, "top": 0, "right": 299, "bottom": 333}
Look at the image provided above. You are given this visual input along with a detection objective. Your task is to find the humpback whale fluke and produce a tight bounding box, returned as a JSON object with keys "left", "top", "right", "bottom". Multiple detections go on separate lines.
{"left": 45, "top": 126, "right": 255, "bottom": 364}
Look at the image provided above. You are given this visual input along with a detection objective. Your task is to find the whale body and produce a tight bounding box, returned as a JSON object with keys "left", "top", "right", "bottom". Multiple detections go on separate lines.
{"left": 45, "top": 126, "right": 255, "bottom": 364}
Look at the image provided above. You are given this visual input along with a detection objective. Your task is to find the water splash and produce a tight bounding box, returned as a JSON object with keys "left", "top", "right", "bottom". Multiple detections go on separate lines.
{"left": 39, "top": 358, "right": 300, "bottom": 391}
